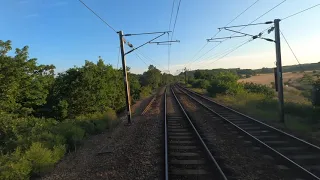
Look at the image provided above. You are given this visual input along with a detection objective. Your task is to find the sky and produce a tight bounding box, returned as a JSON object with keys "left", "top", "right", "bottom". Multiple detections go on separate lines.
{"left": 1, "top": 0, "right": 320, "bottom": 74}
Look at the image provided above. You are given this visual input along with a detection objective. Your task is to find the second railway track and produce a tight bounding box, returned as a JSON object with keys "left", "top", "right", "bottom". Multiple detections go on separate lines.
{"left": 165, "top": 86, "right": 228, "bottom": 180}
{"left": 176, "top": 83, "right": 320, "bottom": 180}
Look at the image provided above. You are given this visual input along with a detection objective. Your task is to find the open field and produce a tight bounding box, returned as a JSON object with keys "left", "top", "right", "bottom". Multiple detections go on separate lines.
{"left": 238, "top": 72, "right": 306, "bottom": 86}
{"left": 238, "top": 71, "right": 319, "bottom": 104}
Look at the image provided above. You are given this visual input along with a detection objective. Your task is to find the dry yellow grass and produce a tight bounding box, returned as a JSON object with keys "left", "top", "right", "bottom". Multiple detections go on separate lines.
{"left": 238, "top": 72, "right": 313, "bottom": 104}
{"left": 238, "top": 72, "right": 305, "bottom": 86}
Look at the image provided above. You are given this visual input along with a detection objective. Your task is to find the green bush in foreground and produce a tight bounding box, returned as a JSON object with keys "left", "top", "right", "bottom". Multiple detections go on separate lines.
{"left": 24, "top": 142, "right": 65, "bottom": 175}
{"left": 0, "top": 110, "right": 118, "bottom": 179}
{"left": 0, "top": 149, "right": 32, "bottom": 180}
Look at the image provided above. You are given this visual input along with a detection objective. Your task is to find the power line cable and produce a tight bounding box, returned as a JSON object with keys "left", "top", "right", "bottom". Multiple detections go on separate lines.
{"left": 136, "top": 50, "right": 167, "bottom": 71}
{"left": 186, "top": 23, "right": 272, "bottom": 70}
{"left": 170, "top": 0, "right": 182, "bottom": 41}
{"left": 225, "top": 0, "right": 261, "bottom": 27}
{"left": 280, "top": 30, "right": 306, "bottom": 73}
{"left": 185, "top": 0, "right": 262, "bottom": 68}
{"left": 282, "top": 3, "right": 320, "bottom": 21}
{"left": 134, "top": 52, "right": 149, "bottom": 66}
{"left": 198, "top": 25, "right": 273, "bottom": 68}
{"left": 185, "top": 42, "right": 209, "bottom": 67}
{"left": 168, "top": 1, "right": 176, "bottom": 72}
{"left": 187, "top": 42, "right": 223, "bottom": 68}
{"left": 244, "top": 0, "right": 286, "bottom": 28}
{"left": 168, "top": 0, "right": 182, "bottom": 73}
{"left": 208, "top": 39, "right": 253, "bottom": 66}
{"left": 78, "top": 0, "right": 117, "bottom": 33}
{"left": 169, "top": 0, "right": 176, "bottom": 30}
{"left": 192, "top": 1, "right": 286, "bottom": 69}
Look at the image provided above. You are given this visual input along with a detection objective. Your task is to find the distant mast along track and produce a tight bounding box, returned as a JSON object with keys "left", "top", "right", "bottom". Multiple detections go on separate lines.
{"left": 176, "top": 84, "right": 320, "bottom": 180}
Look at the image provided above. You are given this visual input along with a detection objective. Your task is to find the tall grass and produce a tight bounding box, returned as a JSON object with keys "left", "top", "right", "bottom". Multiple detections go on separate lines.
{"left": 215, "top": 91, "right": 320, "bottom": 136}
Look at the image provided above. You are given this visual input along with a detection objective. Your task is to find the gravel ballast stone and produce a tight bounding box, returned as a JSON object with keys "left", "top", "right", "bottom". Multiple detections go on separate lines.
{"left": 43, "top": 89, "right": 164, "bottom": 180}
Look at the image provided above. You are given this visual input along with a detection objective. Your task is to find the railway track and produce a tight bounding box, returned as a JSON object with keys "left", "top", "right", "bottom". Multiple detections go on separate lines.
{"left": 176, "top": 84, "right": 320, "bottom": 180}
{"left": 164, "top": 86, "right": 228, "bottom": 180}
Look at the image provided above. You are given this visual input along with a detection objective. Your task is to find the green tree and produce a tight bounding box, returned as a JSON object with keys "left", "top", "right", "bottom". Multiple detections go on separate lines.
{"left": 0, "top": 41, "right": 55, "bottom": 116}
{"left": 48, "top": 58, "right": 125, "bottom": 118}
{"left": 140, "top": 65, "right": 162, "bottom": 89}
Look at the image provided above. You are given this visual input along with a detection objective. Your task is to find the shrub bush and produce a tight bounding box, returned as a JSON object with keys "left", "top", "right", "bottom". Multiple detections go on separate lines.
{"left": 191, "top": 79, "right": 210, "bottom": 89}
{"left": 207, "top": 78, "right": 244, "bottom": 97}
{"left": 0, "top": 109, "right": 119, "bottom": 179}
{"left": 0, "top": 148, "right": 32, "bottom": 180}
{"left": 207, "top": 80, "right": 229, "bottom": 97}
{"left": 242, "top": 82, "right": 274, "bottom": 98}
{"left": 140, "top": 86, "right": 152, "bottom": 98}
{"left": 53, "top": 122, "right": 85, "bottom": 150}
{"left": 76, "top": 109, "right": 118, "bottom": 133}
{"left": 24, "top": 142, "right": 57, "bottom": 175}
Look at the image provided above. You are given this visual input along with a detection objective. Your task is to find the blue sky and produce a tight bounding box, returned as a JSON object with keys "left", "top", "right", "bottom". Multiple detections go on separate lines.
{"left": 1, "top": 0, "right": 319, "bottom": 74}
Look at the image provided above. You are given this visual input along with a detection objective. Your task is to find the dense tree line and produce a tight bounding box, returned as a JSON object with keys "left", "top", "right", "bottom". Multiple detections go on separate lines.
{"left": 185, "top": 68, "right": 257, "bottom": 80}
{"left": 0, "top": 40, "right": 175, "bottom": 179}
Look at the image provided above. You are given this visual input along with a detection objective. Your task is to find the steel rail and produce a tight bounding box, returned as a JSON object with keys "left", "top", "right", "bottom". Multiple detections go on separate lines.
{"left": 164, "top": 87, "right": 169, "bottom": 180}
{"left": 177, "top": 84, "right": 320, "bottom": 180}
{"left": 170, "top": 86, "right": 228, "bottom": 180}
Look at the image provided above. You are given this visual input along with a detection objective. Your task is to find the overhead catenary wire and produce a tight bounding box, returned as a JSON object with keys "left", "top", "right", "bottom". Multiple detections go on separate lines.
{"left": 280, "top": 30, "right": 306, "bottom": 73}
{"left": 282, "top": 3, "right": 320, "bottom": 21}
{"left": 208, "top": 39, "right": 253, "bottom": 66}
{"left": 170, "top": 0, "right": 182, "bottom": 42}
{"left": 185, "top": 42, "right": 209, "bottom": 67}
{"left": 189, "top": 0, "right": 286, "bottom": 69}
{"left": 185, "top": 0, "right": 262, "bottom": 69}
{"left": 198, "top": 25, "right": 273, "bottom": 69}
{"left": 134, "top": 52, "right": 149, "bottom": 66}
{"left": 168, "top": 0, "right": 182, "bottom": 73}
{"left": 169, "top": 0, "right": 176, "bottom": 31}
{"left": 78, "top": 0, "right": 117, "bottom": 33}
{"left": 245, "top": 0, "right": 286, "bottom": 28}
{"left": 187, "top": 42, "right": 223, "bottom": 68}
{"left": 136, "top": 49, "right": 167, "bottom": 72}
{"left": 168, "top": 0, "right": 176, "bottom": 73}
{"left": 224, "top": 0, "right": 261, "bottom": 27}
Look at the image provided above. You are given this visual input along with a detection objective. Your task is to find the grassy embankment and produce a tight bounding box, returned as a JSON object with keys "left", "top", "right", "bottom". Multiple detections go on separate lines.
{"left": 188, "top": 71, "right": 320, "bottom": 139}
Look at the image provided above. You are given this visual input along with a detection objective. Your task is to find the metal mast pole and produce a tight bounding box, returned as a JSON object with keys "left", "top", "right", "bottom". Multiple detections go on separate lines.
{"left": 118, "top": 31, "right": 132, "bottom": 124}
{"left": 274, "top": 19, "right": 285, "bottom": 123}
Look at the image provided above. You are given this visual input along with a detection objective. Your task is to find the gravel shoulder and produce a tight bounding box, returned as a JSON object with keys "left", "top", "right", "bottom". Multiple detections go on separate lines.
{"left": 174, "top": 87, "right": 289, "bottom": 180}
{"left": 42, "top": 88, "right": 165, "bottom": 180}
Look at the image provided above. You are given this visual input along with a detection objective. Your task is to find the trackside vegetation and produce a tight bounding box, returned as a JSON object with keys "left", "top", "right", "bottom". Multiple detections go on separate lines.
{"left": 185, "top": 70, "right": 320, "bottom": 138}
{"left": 0, "top": 40, "right": 175, "bottom": 179}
